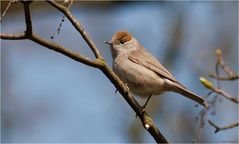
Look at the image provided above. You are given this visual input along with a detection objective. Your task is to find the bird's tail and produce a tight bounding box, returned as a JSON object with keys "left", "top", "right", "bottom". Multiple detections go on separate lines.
{"left": 173, "top": 82, "right": 208, "bottom": 107}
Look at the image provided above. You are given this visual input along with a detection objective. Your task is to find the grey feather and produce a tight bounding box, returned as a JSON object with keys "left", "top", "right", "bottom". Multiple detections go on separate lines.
{"left": 128, "top": 49, "right": 207, "bottom": 107}
{"left": 129, "top": 49, "right": 179, "bottom": 84}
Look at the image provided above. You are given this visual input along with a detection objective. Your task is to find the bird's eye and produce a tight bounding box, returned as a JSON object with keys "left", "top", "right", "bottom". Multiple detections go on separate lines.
{"left": 120, "top": 40, "right": 125, "bottom": 44}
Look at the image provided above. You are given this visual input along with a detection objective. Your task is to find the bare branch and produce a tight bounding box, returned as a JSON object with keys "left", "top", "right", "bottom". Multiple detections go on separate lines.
{"left": 209, "top": 49, "right": 238, "bottom": 81}
{"left": 209, "top": 74, "right": 239, "bottom": 81}
{"left": 213, "top": 49, "right": 238, "bottom": 78}
{"left": 0, "top": 32, "right": 26, "bottom": 39}
{"left": 22, "top": 1, "right": 101, "bottom": 67}
{"left": 1, "top": 1, "right": 168, "bottom": 143}
{"left": 47, "top": 0, "right": 102, "bottom": 59}
{"left": 45, "top": 2, "right": 169, "bottom": 141}
{"left": 213, "top": 88, "right": 239, "bottom": 104}
{"left": 197, "top": 49, "right": 238, "bottom": 142}
{"left": 0, "top": 1, "right": 34, "bottom": 40}
{"left": 22, "top": 0, "right": 33, "bottom": 35}
{"left": 100, "top": 66, "right": 168, "bottom": 143}
{"left": 50, "top": 0, "right": 73, "bottom": 39}
{"left": 31, "top": 33, "right": 101, "bottom": 68}
{"left": 195, "top": 92, "right": 216, "bottom": 142}
{"left": 208, "top": 120, "right": 239, "bottom": 133}
{"left": 50, "top": 15, "right": 66, "bottom": 39}
{"left": 63, "top": 0, "right": 73, "bottom": 8}
{"left": 200, "top": 77, "right": 239, "bottom": 104}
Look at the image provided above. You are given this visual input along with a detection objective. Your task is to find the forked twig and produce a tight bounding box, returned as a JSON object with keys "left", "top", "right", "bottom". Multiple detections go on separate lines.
{"left": 197, "top": 48, "right": 238, "bottom": 142}
{"left": 208, "top": 120, "right": 239, "bottom": 133}
{"left": 0, "top": 1, "right": 168, "bottom": 143}
{"left": 209, "top": 49, "right": 238, "bottom": 81}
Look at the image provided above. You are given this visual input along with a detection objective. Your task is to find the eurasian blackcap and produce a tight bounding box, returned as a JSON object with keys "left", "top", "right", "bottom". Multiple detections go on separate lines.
{"left": 105, "top": 31, "right": 207, "bottom": 108}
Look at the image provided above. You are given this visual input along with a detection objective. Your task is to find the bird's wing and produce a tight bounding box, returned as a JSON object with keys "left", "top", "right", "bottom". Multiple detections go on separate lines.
{"left": 128, "top": 49, "right": 207, "bottom": 107}
{"left": 128, "top": 49, "right": 180, "bottom": 84}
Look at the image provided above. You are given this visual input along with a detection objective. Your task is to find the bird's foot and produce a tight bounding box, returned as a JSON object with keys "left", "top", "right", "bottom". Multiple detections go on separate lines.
{"left": 124, "top": 83, "right": 130, "bottom": 92}
{"left": 135, "top": 106, "right": 147, "bottom": 118}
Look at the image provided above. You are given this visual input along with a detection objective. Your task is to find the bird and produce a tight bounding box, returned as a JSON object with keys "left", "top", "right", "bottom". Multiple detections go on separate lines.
{"left": 105, "top": 31, "right": 207, "bottom": 108}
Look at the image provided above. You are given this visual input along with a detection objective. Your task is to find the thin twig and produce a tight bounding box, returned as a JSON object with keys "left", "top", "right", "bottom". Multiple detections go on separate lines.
{"left": 0, "top": 0, "right": 13, "bottom": 22}
{"left": 200, "top": 77, "right": 239, "bottom": 104}
{"left": 216, "top": 49, "right": 235, "bottom": 76}
{"left": 0, "top": 1, "right": 168, "bottom": 143}
{"left": 195, "top": 92, "right": 216, "bottom": 142}
{"left": 209, "top": 49, "right": 238, "bottom": 80}
{"left": 0, "top": 32, "right": 26, "bottom": 39}
{"left": 31, "top": 33, "right": 101, "bottom": 68}
{"left": 47, "top": 0, "right": 102, "bottom": 59}
{"left": 47, "top": 1, "right": 168, "bottom": 142}
{"left": 213, "top": 88, "right": 239, "bottom": 104}
{"left": 215, "top": 59, "right": 220, "bottom": 88}
{"left": 209, "top": 74, "right": 239, "bottom": 81}
{"left": 50, "top": 0, "right": 73, "bottom": 39}
{"left": 50, "top": 15, "right": 66, "bottom": 39}
{"left": 63, "top": 0, "right": 73, "bottom": 8}
{"left": 197, "top": 49, "right": 239, "bottom": 142}
{"left": 208, "top": 120, "right": 239, "bottom": 133}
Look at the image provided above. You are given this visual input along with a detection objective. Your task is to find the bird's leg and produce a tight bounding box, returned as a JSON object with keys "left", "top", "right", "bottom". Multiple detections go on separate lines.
{"left": 135, "top": 95, "right": 152, "bottom": 117}
{"left": 142, "top": 95, "right": 152, "bottom": 111}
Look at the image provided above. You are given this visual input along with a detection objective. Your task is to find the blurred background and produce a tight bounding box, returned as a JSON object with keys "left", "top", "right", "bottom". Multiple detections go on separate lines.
{"left": 1, "top": 1, "right": 238, "bottom": 143}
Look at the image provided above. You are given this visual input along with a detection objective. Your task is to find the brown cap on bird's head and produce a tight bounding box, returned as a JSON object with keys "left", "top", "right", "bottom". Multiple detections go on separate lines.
{"left": 113, "top": 31, "right": 132, "bottom": 43}
{"left": 105, "top": 31, "right": 132, "bottom": 45}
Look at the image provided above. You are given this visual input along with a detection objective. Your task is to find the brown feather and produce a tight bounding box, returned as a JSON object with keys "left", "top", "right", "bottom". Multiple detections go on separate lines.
{"left": 128, "top": 49, "right": 179, "bottom": 84}
{"left": 113, "top": 31, "right": 132, "bottom": 43}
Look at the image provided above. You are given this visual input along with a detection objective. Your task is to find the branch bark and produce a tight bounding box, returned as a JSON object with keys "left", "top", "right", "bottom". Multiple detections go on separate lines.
{"left": 200, "top": 77, "right": 239, "bottom": 104}
{"left": 0, "top": 32, "right": 26, "bottom": 39}
{"left": 198, "top": 49, "right": 238, "bottom": 141}
{"left": 208, "top": 120, "right": 239, "bottom": 133}
{"left": 1, "top": 1, "right": 168, "bottom": 143}
{"left": 209, "top": 74, "right": 239, "bottom": 81}
{"left": 47, "top": 0, "right": 102, "bottom": 59}
{"left": 213, "top": 88, "right": 239, "bottom": 104}
{"left": 209, "top": 49, "right": 239, "bottom": 81}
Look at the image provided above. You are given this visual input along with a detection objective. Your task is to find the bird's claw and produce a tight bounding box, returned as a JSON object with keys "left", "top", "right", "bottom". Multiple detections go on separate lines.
{"left": 125, "top": 83, "right": 130, "bottom": 92}
{"left": 135, "top": 106, "right": 146, "bottom": 118}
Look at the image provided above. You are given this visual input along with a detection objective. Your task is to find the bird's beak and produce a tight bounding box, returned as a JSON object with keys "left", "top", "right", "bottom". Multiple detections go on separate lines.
{"left": 104, "top": 40, "right": 113, "bottom": 45}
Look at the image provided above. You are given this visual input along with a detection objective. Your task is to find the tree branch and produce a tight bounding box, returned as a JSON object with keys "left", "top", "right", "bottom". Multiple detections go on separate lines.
{"left": 213, "top": 88, "right": 239, "bottom": 104}
{"left": 200, "top": 77, "right": 239, "bottom": 104}
{"left": 46, "top": 1, "right": 168, "bottom": 143}
{"left": 208, "top": 74, "right": 239, "bottom": 81}
{"left": 198, "top": 49, "right": 238, "bottom": 141}
{"left": 195, "top": 92, "right": 216, "bottom": 142}
{"left": 0, "top": 1, "right": 100, "bottom": 68}
{"left": 50, "top": 0, "right": 73, "bottom": 39}
{"left": 31, "top": 33, "right": 101, "bottom": 68}
{"left": 0, "top": 32, "right": 26, "bottom": 39}
{"left": 209, "top": 49, "right": 238, "bottom": 80}
{"left": 22, "top": 1, "right": 33, "bottom": 35}
{"left": 100, "top": 66, "right": 168, "bottom": 143}
{"left": 208, "top": 120, "right": 239, "bottom": 133}
{"left": 47, "top": 0, "right": 102, "bottom": 59}
{"left": 0, "top": 1, "right": 168, "bottom": 143}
